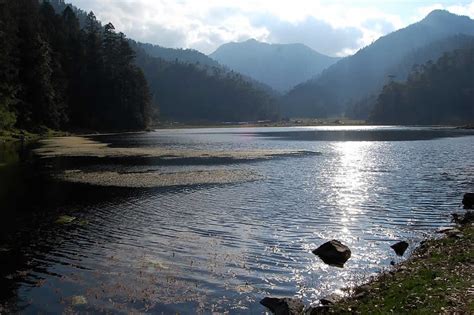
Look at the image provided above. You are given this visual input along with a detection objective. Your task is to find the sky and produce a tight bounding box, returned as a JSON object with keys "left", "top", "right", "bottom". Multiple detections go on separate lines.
{"left": 70, "top": 0, "right": 474, "bottom": 57}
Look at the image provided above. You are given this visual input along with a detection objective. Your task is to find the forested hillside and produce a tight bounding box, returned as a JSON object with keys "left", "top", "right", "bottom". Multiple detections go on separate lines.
{"left": 139, "top": 43, "right": 220, "bottom": 68}
{"left": 370, "top": 45, "right": 474, "bottom": 125}
{"left": 133, "top": 43, "right": 280, "bottom": 122}
{"left": 283, "top": 10, "right": 474, "bottom": 118}
{"left": 346, "top": 34, "right": 474, "bottom": 119}
{"left": 0, "top": 0, "right": 151, "bottom": 132}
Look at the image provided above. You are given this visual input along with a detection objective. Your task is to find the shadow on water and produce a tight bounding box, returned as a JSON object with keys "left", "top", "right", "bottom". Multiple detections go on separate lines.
{"left": 0, "top": 142, "right": 154, "bottom": 311}
{"left": 0, "top": 141, "right": 254, "bottom": 312}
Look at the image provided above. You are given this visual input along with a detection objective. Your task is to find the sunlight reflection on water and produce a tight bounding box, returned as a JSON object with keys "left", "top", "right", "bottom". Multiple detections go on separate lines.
{"left": 1, "top": 126, "right": 473, "bottom": 313}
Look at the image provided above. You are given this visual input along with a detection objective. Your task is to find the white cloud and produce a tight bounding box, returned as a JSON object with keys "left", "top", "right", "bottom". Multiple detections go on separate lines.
{"left": 70, "top": 0, "right": 473, "bottom": 56}
{"left": 447, "top": 1, "right": 474, "bottom": 17}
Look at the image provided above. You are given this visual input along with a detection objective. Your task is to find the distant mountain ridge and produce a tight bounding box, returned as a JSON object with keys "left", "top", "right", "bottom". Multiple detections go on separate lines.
{"left": 210, "top": 39, "right": 340, "bottom": 92}
{"left": 283, "top": 10, "right": 474, "bottom": 118}
{"left": 138, "top": 43, "right": 220, "bottom": 68}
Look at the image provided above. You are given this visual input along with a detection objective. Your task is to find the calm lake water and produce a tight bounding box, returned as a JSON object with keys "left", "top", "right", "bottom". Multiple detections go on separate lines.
{"left": 0, "top": 126, "right": 473, "bottom": 313}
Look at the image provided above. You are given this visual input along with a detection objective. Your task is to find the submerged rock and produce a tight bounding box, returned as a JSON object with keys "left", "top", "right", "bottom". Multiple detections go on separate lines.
{"left": 260, "top": 297, "right": 305, "bottom": 315}
{"left": 462, "top": 193, "right": 474, "bottom": 209}
{"left": 312, "top": 240, "right": 351, "bottom": 267}
{"left": 390, "top": 241, "right": 409, "bottom": 256}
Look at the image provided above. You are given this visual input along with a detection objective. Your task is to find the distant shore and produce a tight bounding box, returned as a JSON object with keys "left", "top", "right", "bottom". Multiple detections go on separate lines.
{"left": 2, "top": 120, "right": 473, "bottom": 144}
{"left": 153, "top": 118, "right": 367, "bottom": 129}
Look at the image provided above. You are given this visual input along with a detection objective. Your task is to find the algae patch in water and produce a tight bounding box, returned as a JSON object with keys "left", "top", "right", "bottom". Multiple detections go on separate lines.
{"left": 55, "top": 215, "right": 76, "bottom": 224}
{"left": 36, "top": 136, "right": 317, "bottom": 187}
{"left": 34, "top": 136, "right": 319, "bottom": 160}
{"left": 58, "top": 169, "right": 262, "bottom": 188}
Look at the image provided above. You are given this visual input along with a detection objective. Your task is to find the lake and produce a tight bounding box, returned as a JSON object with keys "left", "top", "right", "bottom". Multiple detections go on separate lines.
{"left": 0, "top": 126, "right": 473, "bottom": 313}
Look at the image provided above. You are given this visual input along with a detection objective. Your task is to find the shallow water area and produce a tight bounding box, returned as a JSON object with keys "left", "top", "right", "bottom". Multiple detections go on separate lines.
{"left": 0, "top": 126, "right": 473, "bottom": 313}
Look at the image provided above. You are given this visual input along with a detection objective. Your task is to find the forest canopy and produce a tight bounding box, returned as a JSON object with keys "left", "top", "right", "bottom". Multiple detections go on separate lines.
{"left": 0, "top": 0, "right": 151, "bottom": 132}
{"left": 370, "top": 46, "right": 474, "bottom": 125}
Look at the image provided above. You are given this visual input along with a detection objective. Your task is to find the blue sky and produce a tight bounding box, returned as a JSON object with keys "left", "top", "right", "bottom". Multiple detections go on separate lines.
{"left": 70, "top": 0, "right": 474, "bottom": 56}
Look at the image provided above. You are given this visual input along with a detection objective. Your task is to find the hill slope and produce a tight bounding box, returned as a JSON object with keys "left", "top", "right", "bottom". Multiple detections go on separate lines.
{"left": 138, "top": 43, "right": 220, "bottom": 68}
{"left": 370, "top": 44, "right": 474, "bottom": 125}
{"left": 131, "top": 43, "right": 280, "bottom": 122}
{"left": 283, "top": 10, "right": 474, "bottom": 118}
{"left": 210, "top": 39, "right": 339, "bottom": 92}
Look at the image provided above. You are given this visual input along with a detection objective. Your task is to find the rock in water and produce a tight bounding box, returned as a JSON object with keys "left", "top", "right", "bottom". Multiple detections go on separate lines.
{"left": 462, "top": 193, "right": 474, "bottom": 209}
{"left": 391, "top": 241, "right": 409, "bottom": 256}
{"left": 312, "top": 240, "right": 351, "bottom": 267}
{"left": 260, "top": 297, "right": 305, "bottom": 315}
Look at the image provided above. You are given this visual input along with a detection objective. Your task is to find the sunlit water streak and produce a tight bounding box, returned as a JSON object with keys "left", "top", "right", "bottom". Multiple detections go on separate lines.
{"left": 1, "top": 126, "right": 473, "bottom": 313}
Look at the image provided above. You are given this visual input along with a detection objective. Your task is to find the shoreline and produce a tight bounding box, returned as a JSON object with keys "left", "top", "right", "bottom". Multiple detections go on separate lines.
{"left": 262, "top": 203, "right": 473, "bottom": 314}
{"left": 327, "top": 214, "right": 473, "bottom": 314}
{"left": 260, "top": 193, "right": 474, "bottom": 315}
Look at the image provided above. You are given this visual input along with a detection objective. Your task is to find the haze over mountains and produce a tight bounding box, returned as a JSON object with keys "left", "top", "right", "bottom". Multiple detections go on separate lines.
{"left": 210, "top": 39, "right": 340, "bottom": 92}
{"left": 282, "top": 10, "right": 474, "bottom": 118}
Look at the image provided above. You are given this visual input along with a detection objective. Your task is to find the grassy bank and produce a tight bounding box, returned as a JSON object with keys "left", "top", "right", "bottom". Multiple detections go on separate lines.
{"left": 329, "top": 221, "right": 473, "bottom": 314}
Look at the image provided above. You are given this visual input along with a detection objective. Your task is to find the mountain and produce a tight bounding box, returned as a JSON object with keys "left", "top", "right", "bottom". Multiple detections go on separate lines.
{"left": 370, "top": 43, "right": 474, "bottom": 125}
{"left": 346, "top": 34, "right": 474, "bottom": 119}
{"left": 138, "top": 43, "right": 220, "bottom": 68}
{"left": 283, "top": 10, "right": 474, "bottom": 118}
{"left": 44, "top": 2, "right": 280, "bottom": 123}
{"left": 210, "top": 39, "right": 339, "bottom": 92}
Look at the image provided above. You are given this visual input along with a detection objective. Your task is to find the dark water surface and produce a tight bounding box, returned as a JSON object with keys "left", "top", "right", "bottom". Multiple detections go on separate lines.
{"left": 1, "top": 126, "right": 473, "bottom": 313}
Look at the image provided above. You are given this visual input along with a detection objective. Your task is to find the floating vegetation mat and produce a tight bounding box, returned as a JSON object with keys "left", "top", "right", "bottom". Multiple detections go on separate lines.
{"left": 57, "top": 169, "right": 263, "bottom": 188}
{"left": 34, "top": 136, "right": 319, "bottom": 160}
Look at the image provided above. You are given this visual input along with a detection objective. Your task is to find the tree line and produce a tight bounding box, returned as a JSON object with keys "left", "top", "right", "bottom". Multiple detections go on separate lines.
{"left": 0, "top": 0, "right": 151, "bottom": 132}
{"left": 370, "top": 45, "right": 474, "bottom": 124}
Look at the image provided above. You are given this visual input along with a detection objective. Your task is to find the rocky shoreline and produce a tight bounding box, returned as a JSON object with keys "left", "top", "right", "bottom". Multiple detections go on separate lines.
{"left": 260, "top": 193, "right": 474, "bottom": 314}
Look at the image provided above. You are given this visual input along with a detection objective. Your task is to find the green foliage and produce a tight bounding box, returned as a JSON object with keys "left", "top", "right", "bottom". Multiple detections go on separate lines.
{"left": 370, "top": 45, "right": 474, "bottom": 125}
{"left": 0, "top": 0, "right": 152, "bottom": 132}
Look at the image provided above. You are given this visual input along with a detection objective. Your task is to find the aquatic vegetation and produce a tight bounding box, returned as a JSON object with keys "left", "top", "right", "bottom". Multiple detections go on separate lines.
{"left": 34, "top": 136, "right": 319, "bottom": 160}
{"left": 55, "top": 215, "right": 77, "bottom": 224}
{"left": 71, "top": 295, "right": 87, "bottom": 306}
{"left": 57, "top": 169, "right": 262, "bottom": 188}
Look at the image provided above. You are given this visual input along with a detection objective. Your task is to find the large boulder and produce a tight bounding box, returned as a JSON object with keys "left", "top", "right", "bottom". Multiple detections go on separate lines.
{"left": 312, "top": 240, "right": 351, "bottom": 267}
{"left": 463, "top": 193, "right": 474, "bottom": 209}
{"left": 390, "top": 241, "right": 409, "bottom": 256}
{"left": 260, "top": 297, "right": 305, "bottom": 315}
